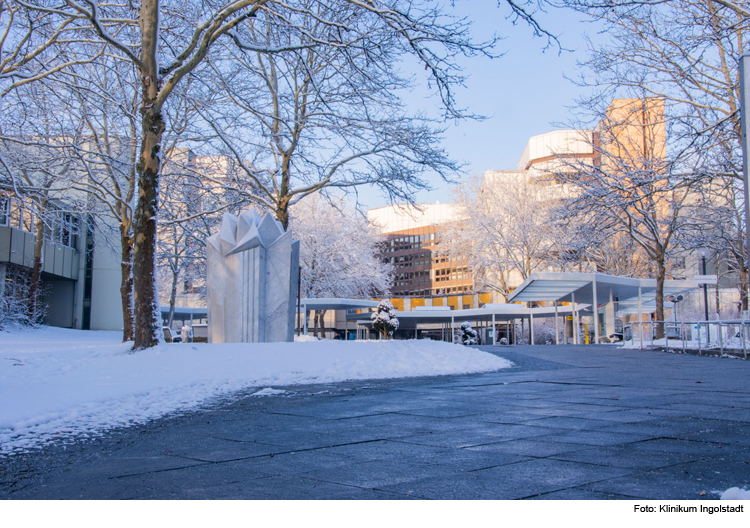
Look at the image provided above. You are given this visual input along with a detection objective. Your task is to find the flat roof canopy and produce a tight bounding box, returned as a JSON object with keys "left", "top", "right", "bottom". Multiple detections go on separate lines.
{"left": 347, "top": 304, "right": 579, "bottom": 329}
{"left": 160, "top": 306, "right": 207, "bottom": 317}
{"left": 507, "top": 272, "right": 698, "bottom": 305}
{"left": 298, "top": 298, "right": 380, "bottom": 311}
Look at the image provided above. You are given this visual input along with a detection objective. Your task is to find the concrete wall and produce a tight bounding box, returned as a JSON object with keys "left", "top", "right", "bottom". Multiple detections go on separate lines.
{"left": 42, "top": 279, "right": 76, "bottom": 328}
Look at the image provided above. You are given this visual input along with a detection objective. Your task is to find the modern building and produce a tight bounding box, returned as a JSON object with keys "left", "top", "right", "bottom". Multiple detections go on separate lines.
{"left": 0, "top": 194, "right": 124, "bottom": 330}
{"left": 367, "top": 203, "right": 475, "bottom": 298}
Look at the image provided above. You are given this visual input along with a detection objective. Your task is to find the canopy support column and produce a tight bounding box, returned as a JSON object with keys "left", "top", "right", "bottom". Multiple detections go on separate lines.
{"left": 492, "top": 313, "right": 496, "bottom": 345}
{"left": 530, "top": 314, "right": 534, "bottom": 345}
{"left": 554, "top": 301, "right": 559, "bottom": 345}
{"left": 451, "top": 315, "right": 455, "bottom": 344}
{"left": 593, "top": 278, "right": 600, "bottom": 344}
{"left": 570, "top": 292, "right": 578, "bottom": 345}
{"left": 607, "top": 288, "right": 615, "bottom": 343}
{"left": 638, "top": 286, "right": 644, "bottom": 350}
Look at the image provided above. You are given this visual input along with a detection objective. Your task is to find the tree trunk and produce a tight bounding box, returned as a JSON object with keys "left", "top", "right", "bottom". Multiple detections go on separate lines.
{"left": 26, "top": 201, "right": 47, "bottom": 323}
{"left": 120, "top": 225, "right": 135, "bottom": 342}
{"left": 318, "top": 309, "right": 327, "bottom": 339}
{"left": 654, "top": 258, "right": 666, "bottom": 339}
{"left": 168, "top": 261, "right": 179, "bottom": 328}
{"left": 740, "top": 264, "right": 748, "bottom": 313}
{"left": 132, "top": 110, "right": 165, "bottom": 348}
{"left": 275, "top": 201, "right": 290, "bottom": 231}
{"left": 132, "top": 0, "right": 165, "bottom": 349}
{"left": 715, "top": 281, "right": 721, "bottom": 317}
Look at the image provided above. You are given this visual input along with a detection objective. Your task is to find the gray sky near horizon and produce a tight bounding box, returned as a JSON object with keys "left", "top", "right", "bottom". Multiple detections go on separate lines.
{"left": 358, "top": 1, "right": 603, "bottom": 210}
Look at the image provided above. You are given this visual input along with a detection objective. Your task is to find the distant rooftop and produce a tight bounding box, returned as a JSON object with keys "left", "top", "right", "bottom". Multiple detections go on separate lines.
{"left": 367, "top": 202, "right": 461, "bottom": 233}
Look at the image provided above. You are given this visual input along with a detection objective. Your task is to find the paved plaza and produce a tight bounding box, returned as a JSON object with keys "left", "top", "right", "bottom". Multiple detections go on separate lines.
{"left": 2, "top": 344, "right": 750, "bottom": 500}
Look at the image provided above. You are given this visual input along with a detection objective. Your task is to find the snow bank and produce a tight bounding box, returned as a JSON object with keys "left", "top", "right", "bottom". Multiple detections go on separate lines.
{"left": 720, "top": 487, "right": 750, "bottom": 500}
{"left": 0, "top": 327, "right": 511, "bottom": 455}
{"left": 293, "top": 334, "right": 319, "bottom": 342}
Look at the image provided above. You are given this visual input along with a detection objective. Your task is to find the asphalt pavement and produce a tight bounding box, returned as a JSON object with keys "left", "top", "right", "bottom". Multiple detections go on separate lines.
{"left": 2, "top": 344, "right": 750, "bottom": 499}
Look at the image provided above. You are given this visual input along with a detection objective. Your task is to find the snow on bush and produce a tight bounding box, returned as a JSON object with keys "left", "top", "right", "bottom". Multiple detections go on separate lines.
{"left": 459, "top": 321, "right": 478, "bottom": 345}
{"left": 0, "top": 327, "right": 512, "bottom": 455}
{"left": 371, "top": 300, "right": 399, "bottom": 339}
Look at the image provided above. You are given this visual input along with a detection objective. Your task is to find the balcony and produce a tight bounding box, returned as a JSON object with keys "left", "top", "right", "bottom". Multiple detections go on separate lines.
{"left": 0, "top": 226, "right": 79, "bottom": 280}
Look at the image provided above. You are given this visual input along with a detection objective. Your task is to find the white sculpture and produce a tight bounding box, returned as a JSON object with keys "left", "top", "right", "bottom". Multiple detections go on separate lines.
{"left": 206, "top": 211, "right": 300, "bottom": 343}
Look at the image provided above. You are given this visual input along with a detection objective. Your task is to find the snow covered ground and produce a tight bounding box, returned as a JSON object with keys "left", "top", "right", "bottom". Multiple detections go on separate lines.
{"left": 720, "top": 487, "right": 750, "bottom": 500}
{"left": 0, "top": 327, "right": 511, "bottom": 455}
{"left": 620, "top": 338, "right": 749, "bottom": 359}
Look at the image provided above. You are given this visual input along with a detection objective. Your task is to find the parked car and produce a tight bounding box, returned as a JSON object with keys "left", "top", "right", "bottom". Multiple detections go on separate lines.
{"left": 192, "top": 324, "right": 208, "bottom": 343}
{"left": 162, "top": 327, "right": 182, "bottom": 343}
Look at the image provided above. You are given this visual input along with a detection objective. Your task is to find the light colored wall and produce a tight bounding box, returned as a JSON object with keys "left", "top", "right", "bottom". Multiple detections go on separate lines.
{"left": 517, "top": 129, "right": 593, "bottom": 171}
{"left": 367, "top": 202, "right": 461, "bottom": 233}
{"left": 88, "top": 223, "right": 124, "bottom": 331}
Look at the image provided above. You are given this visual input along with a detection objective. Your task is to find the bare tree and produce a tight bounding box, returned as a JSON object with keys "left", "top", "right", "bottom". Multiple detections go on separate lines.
{"left": 679, "top": 176, "right": 748, "bottom": 312}
{"left": 193, "top": 2, "right": 476, "bottom": 230}
{"left": 565, "top": 0, "right": 750, "bottom": 308}
{"left": 290, "top": 193, "right": 391, "bottom": 335}
{"left": 555, "top": 99, "right": 699, "bottom": 338}
{"left": 0, "top": 82, "right": 79, "bottom": 323}
{"left": 40, "top": 56, "right": 143, "bottom": 342}
{"left": 440, "top": 172, "right": 560, "bottom": 302}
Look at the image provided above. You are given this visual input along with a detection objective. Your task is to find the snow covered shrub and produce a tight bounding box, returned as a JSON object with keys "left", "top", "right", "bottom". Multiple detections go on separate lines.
{"left": 533, "top": 318, "right": 557, "bottom": 345}
{"left": 459, "top": 321, "right": 478, "bottom": 345}
{"left": 499, "top": 337, "right": 508, "bottom": 346}
{"left": 371, "top": 300, "right": 399, "bottom": 339}
{"left": 0, "top": 265, "right": 47, "bottom": 330}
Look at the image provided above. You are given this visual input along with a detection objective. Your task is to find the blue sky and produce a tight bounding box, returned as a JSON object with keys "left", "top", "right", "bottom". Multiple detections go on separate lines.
{"left": 361, "top": 1, "right": 603, "bottom": 209}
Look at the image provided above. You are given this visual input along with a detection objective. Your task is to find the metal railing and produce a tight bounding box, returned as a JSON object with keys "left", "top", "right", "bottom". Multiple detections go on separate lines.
{"left": 626, "top": 320, "right": 749, "bottom": 359}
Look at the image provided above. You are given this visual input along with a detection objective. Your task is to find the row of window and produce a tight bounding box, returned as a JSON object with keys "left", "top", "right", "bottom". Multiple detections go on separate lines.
{"left": 386, "top": 255, "right": 452, "bottom": 268}
{"left": 394, "top": 286, "right": 472, "bottom": 297}
{"left": 394, "top": 268, "right": 470, "bottom": 282}
{"left": 384, "top": 233, "right": 440, "bottom": 253}
{"left": 435, "top": 266, "right": 470, "bottom": 282}
{"left": 0, "top": 196, "right": 80, "bottom": 249}
{"left": 389, "top": 233, "right": 436, "bottom": 245}
{"left": 394, "top": 270, "right": 431, "bottom": 282}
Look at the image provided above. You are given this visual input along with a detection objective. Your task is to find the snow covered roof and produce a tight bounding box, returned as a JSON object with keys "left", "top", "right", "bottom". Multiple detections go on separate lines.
{"left": 507, "top": 272, "right": 698, "bottom": 305}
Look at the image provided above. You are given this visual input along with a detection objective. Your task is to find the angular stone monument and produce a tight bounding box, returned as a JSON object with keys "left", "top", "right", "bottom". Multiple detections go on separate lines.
{"left": 206, "top": 210, "right": 300, "bottom": 343}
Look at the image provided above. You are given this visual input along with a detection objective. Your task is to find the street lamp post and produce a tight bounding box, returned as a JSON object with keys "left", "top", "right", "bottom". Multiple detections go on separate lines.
{"left": 739, "top": 54, "right": 750, "bottom": 309}
{"left": 697, "top": 248, "right": 710, "bottom": 343}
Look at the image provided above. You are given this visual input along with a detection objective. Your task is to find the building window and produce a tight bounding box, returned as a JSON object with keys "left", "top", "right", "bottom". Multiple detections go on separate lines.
{"left": 0, "top": 196, "right": 9, "bottom": 226}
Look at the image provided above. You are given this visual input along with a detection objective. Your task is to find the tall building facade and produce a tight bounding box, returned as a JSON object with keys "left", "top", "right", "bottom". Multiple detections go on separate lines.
{"left": 368, "top": 203, "right": 474, "bottom": 298}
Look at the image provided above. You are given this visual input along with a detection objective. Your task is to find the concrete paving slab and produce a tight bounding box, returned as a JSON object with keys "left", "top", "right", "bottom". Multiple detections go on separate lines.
{"left": 549, "top": 444, "right": 699, "bottom": 470}
{"left": 380, "top": 458, "right": 634, "bottom": 500}
{"left": 463, "top": 438, "right": 592, "bottom": 458}
{"left": 536, "top": 429, "right": 660, "bottom": 447}
{"left": 527, "top": 488, "right": 638, "bottom": 500}
{"left": 393, "top": 422, "right": 566, "bottom": 449}
{"left": 585, "top": 458, "right": 750, "bottom": 500}
{"left": 518, "top": 416, "right": 619, "bottom": 431}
